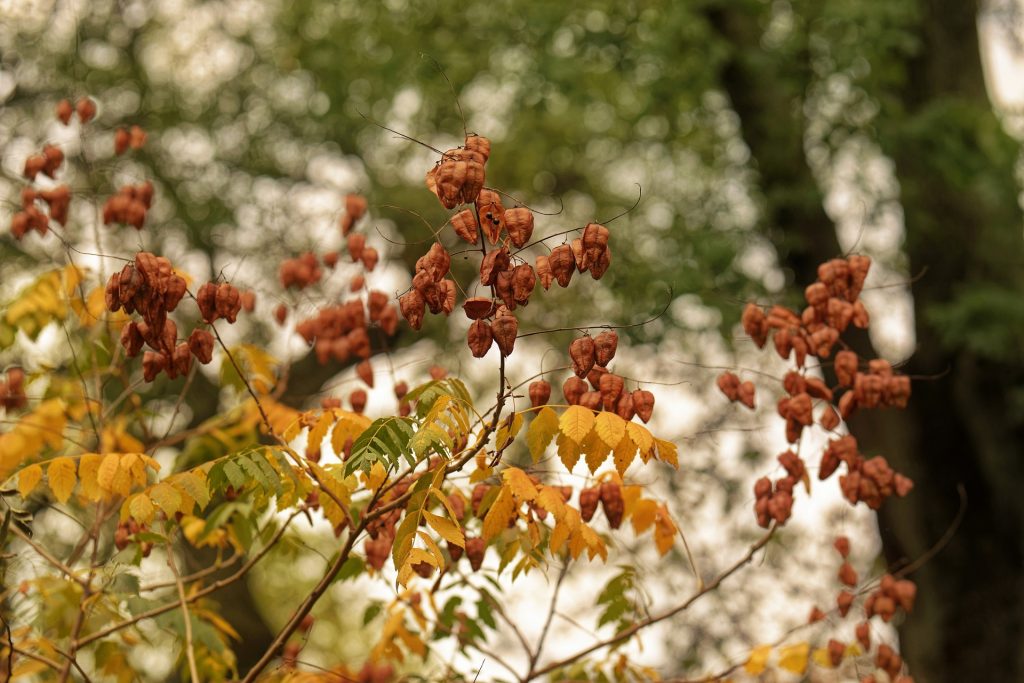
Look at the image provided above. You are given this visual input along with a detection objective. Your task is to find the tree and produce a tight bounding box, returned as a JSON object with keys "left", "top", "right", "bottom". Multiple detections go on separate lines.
{"left": 0, "top": 85, "right": 924, "bottom": 682}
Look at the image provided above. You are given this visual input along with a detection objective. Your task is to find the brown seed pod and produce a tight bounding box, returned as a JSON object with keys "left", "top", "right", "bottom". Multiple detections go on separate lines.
{"left": 399, "top": 290, "right": 425, "bottom": 330}
{"left": 827, "top": 639, "right": 845, "bottom": 667}
{"left": 463, "top": 297, "right": 496, "bottom": 320}
{"left": 422, "top": 242, "right": 451, "bottom": 281}
{"left": 587, "top": 365, "right": 608, "bottom": 390}
{"left": 467, "top": 320, "right": 493, "bottom": 358}
{"left": 438, "top": 279, "right": 456, "bottom": 315}
{"left": 599, "top": 482, "right": 624, "bottom": 529}
{"left": 504, "top": 207, "right": 534, "bottom": 248}
{"left": 855, "top": 622, "right": 871, "bottom": 650}
{"left": 356, "top": 359, "right": 374, "bottom": 387}
{"left": 56, "top": 99, "right": 73, "bottom": 125}
{"left": 114, "top": 127, "right": 131, "bottom": 155}
{"left": 349, "top": 389, "right": 368, "bottom": 414}
{"left": 838, "top": 562, "right": 859, "bottom": 587}
{"left": 837, "top": 590, "right": 855, "bottom": 617}
{"left": 188, "top": 328, "right": 215, "bottom": 365}
{"left": 570, "top": 238, "right": 586, "bottom": 272}
{"left": 451, "top": 208, "right": 479, "bottom": 243}
{"left": 741, "top": 303, "right": 769, "bottom": 348}
{"left": 615, "top": 391, "right": 635, "bottom": 420}
{"left": 321, "top": 397, "right": 342, "bottom": 410}
{"left": 593, "top": 330, "right": 618, "bottom": 366}
{"left": 142, "top": 351, "right": 166, "bottom": 382}
{"left": 361, "top": 246, "right": 379, "bottom": 272}
{"left": 529, "top": 380, "right": 551, "bottom": 408}
{"left": 429, "top": 365, "right": 448, "bottom": 380}
{"left": 479, "top": 247, "right": 510, "bottom": 287}
{"left": 464, "top": 134, "right": 491, "bottom": 161}
{"left": 75, "top": 97, "right": 97, "bottom": 123}
{"left": 598, "top": 373, "right": 624, "bottom": 411}
{"left": 171, "top": 342, "right": 192, "bottom": 377}
{"left": 345, "top": 193, "right": 368, "bottom": 222}
{"left": 511, "top": 264, "right": 536, "bottom": 305}
{"left": 589, "top": 246, "right": 612, "bottom": 279}
{"left": 633, "top": 389, "right": 655, "bottom": 423}
{"left": 563, "top": 376, "right": 587, "bottom": 405}
{"left": 579, "top": 391, "right": 602, "bottom": 410}
{"left": 491, "top": 312, "right": 518, "bottom": 356}
{"left": 128, "top": 125, "right": 147, "bottom": 149}
{"left": 581, "top": 223, "right": 610, "bottom": 269}
{"left": 548, "top": 245, "right": 575, "bottom": 288}
{"left": 717, "top": 371, "right": 740, "bottom": 401}
{"left": 120, "top": 322, "right": 144, "bottom": 357}
{"left": 475, "top": 189, "right": 505, "bottom": 244}
{"left": 494, "top": 270, "right": 516, "bottom": 311}
{"left": 737, "top": 381, "right": 756, "bottom": 410}
{"left": 535, "top": 254, "right": 554, "bottom": 290}
{"left": 465, "top": 537, "right": 486, "bottom": 572}
{"left": 347, "top": 233, "right": 366, "bottom": 262}
{"left": 820, "top": 404, "right": 841, "bottom": 431}
{"left": 569, "top": 336, "right": 596, "bottom": 377}
{"left": 579, "top": 487, "right": 600, "bottom": 522}
{"left": 239, "top": 290, "right": 256, "bottom": 313}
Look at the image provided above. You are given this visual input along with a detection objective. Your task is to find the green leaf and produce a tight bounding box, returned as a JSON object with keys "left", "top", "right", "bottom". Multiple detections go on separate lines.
{"left": 345, "top": 416, "right": 416, "bottom": 476}
{"left": 337, "top": 555, "right": 365, "bottom": 582}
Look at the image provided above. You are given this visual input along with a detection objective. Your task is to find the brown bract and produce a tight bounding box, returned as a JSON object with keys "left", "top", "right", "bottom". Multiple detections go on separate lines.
{"left": 504, "top": 207, "right": 534, "bottom": 248}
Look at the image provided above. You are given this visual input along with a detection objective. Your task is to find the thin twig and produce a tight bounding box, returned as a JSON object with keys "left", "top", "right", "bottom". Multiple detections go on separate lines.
{"left": 167, "top": 548, "right": 200, "bottom": 682}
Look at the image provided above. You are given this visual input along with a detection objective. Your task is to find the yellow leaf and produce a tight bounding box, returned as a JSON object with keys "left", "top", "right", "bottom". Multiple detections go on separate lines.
{"left": 17, "top": 464, "right": 42, "bottom": 498}
{"left": 626, "top": 422, "right": 654, "bottom": 460}
{"left": 47, "top": 457, "right": 77, "bottom": 504}
{"left": 811, "top": 647, "right": 833, "bottom": 669}
{"left": 582, "top": 429, "right": 611, "bottom": 474}
{"left": 526, "top": 407, "right": 559, "bottom": 463}
{"left": 535, "top": 486, "right": 567, "bottom": 519}
{"left": 503, "top": 467, "right": 537, "bottom": 502}
{"left": 482, "top": 487, "right": 516, "bottom": 542}
{"left": 97, "top": 453, "right": 120, "bottom": 492}
{"left": 778, "top": 642, "right": 810, "bottom": 675}
{"left": 631, "top": 499, "right": 658, "bottom": 535}
{"left": 559, "top": 405, "right": 595, "bottom": 444}
{"left": 654, "top": 437, "right": 679, "bottom": 468}
{"left": 78, "top": 453, "right": 104, "bottom": 501}
{"left": 580, "top": 523, "right": 607, "bottom": 561}
{"left": 594, "top": 411, "right": 627, "bottom": 450}
{"left": 424, "top": 511, "right": 465, "bottom": 548}
{"left": 150, "top": 482, "right": 182, "bottom": 516}
{"left": 306, "top": 411, "right": 333, "bottom": 460}
{"left": 495, "top": 412, "right": 524, "bottom": 451}
{"left": 367, "top": 461, "right": 387, "bottom": 492}
{"left": 612, "top": 432, "right": 637, "bottom": 475}
{"left": 744, "top": 644, "right": 772, "bottom": 676}
{"left": 556, "top": 432, "right": 581, "bottom": 472}
{"left": 129, "top": 494, "right": 155, "bottom": 524}
{"left": 550, "top": 520, "right": 571, "bottom": 553}
{"left": 653, "top": 505, "right": 677, "bottom": 556}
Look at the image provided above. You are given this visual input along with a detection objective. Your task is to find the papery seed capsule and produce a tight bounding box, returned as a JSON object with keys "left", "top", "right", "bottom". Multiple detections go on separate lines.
{"left": 491, "top": 313, "right": 518, "bottom": 357}
{"left": 467, "top": 320, "right": 493, "bottom": 358}
{"left": 563, "top": 376, "right": 587, "bottom": 406}
{"left": 569, "top": 336, "right": 596, "bottom": 377}
{"left": 594, "top": 330, "right": 618, "bottom": 366}
{"left": 632, "top": 389, "right": 655, "bottom": 423}
{"left": 529, "top": 380, "right": 551, "bottom": 408}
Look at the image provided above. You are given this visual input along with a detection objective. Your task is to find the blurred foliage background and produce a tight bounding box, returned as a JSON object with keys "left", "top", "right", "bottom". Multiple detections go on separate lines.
{"left": 2, "top": 0, "right": 1023, "bottom": 680}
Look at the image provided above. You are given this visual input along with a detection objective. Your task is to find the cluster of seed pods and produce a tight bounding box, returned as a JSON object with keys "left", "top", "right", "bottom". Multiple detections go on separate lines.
{"left": 55, "top": 97, "right": 96, "bottom": 126}
{"left": 113, "top": 125, "right": 147, "bottom": 155}
{"left": 720, "top": 256, "right": 914, "bottom": 526}
{"left": 12, "top": 185, "right": 70, "bottom": 239}
{"left": 539, "top": 330, "right": 656, "bottom": 422}
{"left": 102, "top": 182, "right": 155, "bottom": 230}
{"left": 104, "top": 252, "right": 235, "bottom": 382}
{"left": 396, "top": 132, "right": 617, "bottom": 371}
{"left": 807, "top": 537, "right": 918, "bottom": 682}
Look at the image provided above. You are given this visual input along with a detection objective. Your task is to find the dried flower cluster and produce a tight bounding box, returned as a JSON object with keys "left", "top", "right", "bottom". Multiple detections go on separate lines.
{"left": 279, "top": 252, "right": 324, "bottom": 290}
